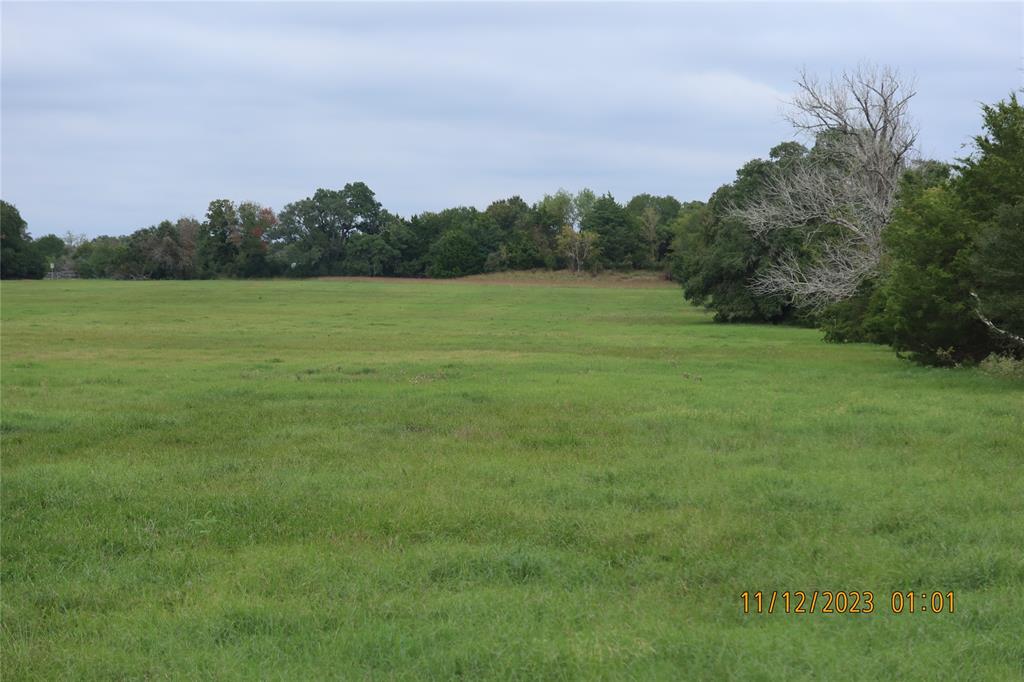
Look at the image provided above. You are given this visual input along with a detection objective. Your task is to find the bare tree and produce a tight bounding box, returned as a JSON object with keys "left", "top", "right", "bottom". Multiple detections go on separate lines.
{"left": 62, "top": 231, "right": 88, "bottom": 250}
{"left": 733, "top": 64, "right": 918, "bottom": 310}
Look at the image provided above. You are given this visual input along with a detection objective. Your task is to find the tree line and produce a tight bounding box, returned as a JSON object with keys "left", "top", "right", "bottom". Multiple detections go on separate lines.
{"left": 2, "top": 66, "right": 1020, "bottom": 368}
{"left": 670, "top": 66, "right": 1021, "bottom": 368}
{"left": 1, "top": 186, "right": 698, "bottom": 282}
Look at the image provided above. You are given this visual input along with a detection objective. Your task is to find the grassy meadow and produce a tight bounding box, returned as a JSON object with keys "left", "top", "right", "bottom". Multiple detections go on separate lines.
{"left": 2, "top": 276, "right": 1022, "bottom": 679}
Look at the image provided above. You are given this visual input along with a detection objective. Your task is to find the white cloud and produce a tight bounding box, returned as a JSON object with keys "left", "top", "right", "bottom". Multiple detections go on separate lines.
{"left": 2, "top": 1, "right": 1020, "bottom": 236}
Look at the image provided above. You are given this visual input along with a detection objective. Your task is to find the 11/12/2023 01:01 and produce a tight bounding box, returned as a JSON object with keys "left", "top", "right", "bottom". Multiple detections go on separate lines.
{"left": 741, "top": 591, "right": 956, "bottom": 614}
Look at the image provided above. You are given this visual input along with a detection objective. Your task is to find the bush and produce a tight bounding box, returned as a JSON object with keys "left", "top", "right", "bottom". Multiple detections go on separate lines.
{"left": 978, "top": 354, "right": 1024, "bottom": 380}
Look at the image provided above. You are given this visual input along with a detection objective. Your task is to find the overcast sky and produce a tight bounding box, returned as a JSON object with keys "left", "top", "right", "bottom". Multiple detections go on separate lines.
{"left": 2, "top": 2, "right": 1021, "bottom": 238}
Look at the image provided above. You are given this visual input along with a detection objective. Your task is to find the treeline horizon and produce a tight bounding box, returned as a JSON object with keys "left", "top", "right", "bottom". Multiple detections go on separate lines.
{"left": 0, "top": 185, "right": 699, "bottom": 282}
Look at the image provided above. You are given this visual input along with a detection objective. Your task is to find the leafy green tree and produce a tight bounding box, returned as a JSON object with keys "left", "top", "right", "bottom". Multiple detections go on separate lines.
{"left": 341, "top": 233, "right": 400, "bottom": 276}
{"left": 670, "top": 144, "right": 806, "bottom": 322}
{"left": 883, "top": 183, "right": 989, "bottom": 363}
{"left": 484, "top": 196, "right": 544, "bottom": 270}
{"left": 135, "top": 221, "right": 188, "bottom": 279}
{"left": 583, "top": 193, "right": 636, "bottom": 269}
{"left": 571, "top": 189, "right": 597, "bottom": 230}
{"left": 879, "top": 93, "right": 1024, "bottom": 363}
{"left": 235, "top": 202, "right": 277, "bottom": 277}
{"left": 34, "top": 234, "right": 67, "bottom": 268}
{"left": 426, "top": 229, "right": 485, "bottom": 278}
{"left": 200, "top": 199, "right": 241, "bottom": 276}
{"left": 1, "top": 201, "right": 46, "bottom": 279}
{"left": 971, "top": 203, "right": 1024, "bottom": 352}
{"left": 625, "top": 194, "right": 683, "bottom": 268}
{"left": 957, "top": 94, "right": 1024, "bottom": 221}
{"left": 72, "top": 236, "right": 129, "bottom": 278}
{"left": 273, "top": 182, "right": 383, "bottom": 275}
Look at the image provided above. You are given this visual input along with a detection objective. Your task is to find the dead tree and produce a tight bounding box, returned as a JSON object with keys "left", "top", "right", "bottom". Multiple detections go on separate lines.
{"left": 733, "top": 64, "right": 918, "bottom": 310}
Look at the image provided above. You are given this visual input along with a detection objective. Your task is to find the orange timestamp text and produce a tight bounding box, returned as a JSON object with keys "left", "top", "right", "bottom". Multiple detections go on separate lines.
{"left": 741, "top": 591, "right": 955, "bottom": 614}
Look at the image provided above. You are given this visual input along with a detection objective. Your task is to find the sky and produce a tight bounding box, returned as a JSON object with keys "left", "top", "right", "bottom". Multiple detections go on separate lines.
{"left": 2, "top": 2, "right": 1021, "bottom": 238}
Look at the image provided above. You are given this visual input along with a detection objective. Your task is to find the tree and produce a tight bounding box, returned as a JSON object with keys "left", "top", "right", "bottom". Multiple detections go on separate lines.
{"left": 72, "top": 236, "right": 129, "bottom": 278}
{"left": 883, "top": 182, "right": 988, "bottom": 364}
{"left": 236, "top": 202, "right": 277, "bottom": 277}
{"left": 341, "top": 233, "right": 400, "bottom": 276}
{"left": 878, "top": 93, "right": 1024, "bottom": 364}
{"left": 733, "top": 64, "right": 918, "bottom": 310}
{"left": 484, "top": 196, "right": 544, "bottom": 270}
{"left": 570, "top": 189, "right": 597, "bottom": 231}
{"left": 971, "top": 203, "right": 1024, "bottom": 352}
{"left": 1, "top": 201, "right": 46, "bottom": 279}
{"left": 958, "top": 93, "right": 1024, "bottom": 355}
{"left": 584, "top": 193, "right": 635, "bottom": 269}
{"left": 426, "top": 228, "right": 485, "bottom": 278}
{"left": 556, "top": 224, "right": 600, "bottom": 273}
{"left": 137, "top": 221, "right": 188, "bottom": 279}
{"left": 669, "top": 147, "right": 803, "bottom": 322}
{"left": 200, "top": 199, "right": 241, "bottom": 276}
{"left": 175, "top": 217, "right": 201, "bottom": 277}
{"left": 626, "top": 194, "right": 683, "bottom": 268}
{"left": 34, "top": 234, "right": 67, "bottom": 267}
{"left": 272, "top": 182, "right": 383, "bottom": 275}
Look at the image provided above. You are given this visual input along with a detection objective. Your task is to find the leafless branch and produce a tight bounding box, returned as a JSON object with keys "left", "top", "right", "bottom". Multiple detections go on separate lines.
{"left": 733, "top": 64, "right": 918, "bottom": 310}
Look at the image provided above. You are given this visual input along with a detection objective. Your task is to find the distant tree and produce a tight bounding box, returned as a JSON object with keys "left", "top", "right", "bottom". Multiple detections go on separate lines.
{"left": 484, "top": 196, "right": 544, "bottom": 270}
{"left": 138, "top": 220, "right": 189, "bottom": 279}
{"left": 73, "top": 236, "right": 128, "bottom": 278}
{"left": 583, "top": 193, "right": 635, "bottom": 269}
{"left": 34, "top": 234, "right": 67, "bottom": 267}
{"left": 200, "top": 199, "right": 241, "bottom": 276}
{"left": 342, "top": 233, "right": 400, "bottom": 276}
{"left": 272, "top": 182, "right": 383, "bottom": 275}
{"left": 532, "top": 191, "right": 575, "bottom": 268}
{"left": 959, "top": 94, "right": 1024, "bottom": 355}
{"left": 236, "top": 202, "right": 277, "bottom": 277}
{"left": 1, "top": 201, "right": 46, "bottom": 278}
{"left": 536, "top": 190, "right": 573, "bottom": 231}
{"left": 427, "top": 228, "right": 486, "bottom": 278}
{"left": 63, "top": 231, "right": 89, "bottom": 251}
{"left": 571, "top": 189, "right": 597, "bottom": 230}
{"left": 175, "top": 217, "right": 202, "bottom": 277}
{"left": 556, "top": 224, "right": 600, "bottom": 273}
{"left": 626, "top": 193, "right": 683, "bottom": 268}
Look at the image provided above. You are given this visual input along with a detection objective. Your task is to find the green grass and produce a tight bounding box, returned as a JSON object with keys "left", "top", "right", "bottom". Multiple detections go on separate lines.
{"left": 2, "top": 277, "right": 1022, "bottom": 680}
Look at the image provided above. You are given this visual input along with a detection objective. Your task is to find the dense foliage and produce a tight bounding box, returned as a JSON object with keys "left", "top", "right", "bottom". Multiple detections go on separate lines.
{"left": 669, "top": 143, "right": 805, "bottom": 323}
{"left": 1, "top": 186, "right": 687, "bottom": 281}
{"left": 1, "top": 202, "right": 46, "bottom": 279}
{"left": 671, "top": 92, "right": 1023, "bottom": 365}
{"left": 844, "top": 93, "right": 1023, "bottom": 364}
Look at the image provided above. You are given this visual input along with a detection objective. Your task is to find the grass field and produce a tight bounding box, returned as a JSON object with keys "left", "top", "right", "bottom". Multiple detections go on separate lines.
{"left": 2, "top": 276, "right": 1022, "bottom": 679}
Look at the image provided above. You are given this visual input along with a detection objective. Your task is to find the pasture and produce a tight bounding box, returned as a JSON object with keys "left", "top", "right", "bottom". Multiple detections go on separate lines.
{"left": 2, "top": 277, "right": 1022, "bottom": 679}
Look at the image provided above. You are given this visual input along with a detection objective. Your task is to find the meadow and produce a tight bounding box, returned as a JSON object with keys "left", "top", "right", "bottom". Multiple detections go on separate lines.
{"left": 2, "top": 276, "right": 1022, "bottom": 679}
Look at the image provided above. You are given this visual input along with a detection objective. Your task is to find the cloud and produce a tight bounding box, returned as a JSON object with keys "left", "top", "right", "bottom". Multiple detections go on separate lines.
{"left": 1, "top": 1, "right": 1021, "bottom": 236}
